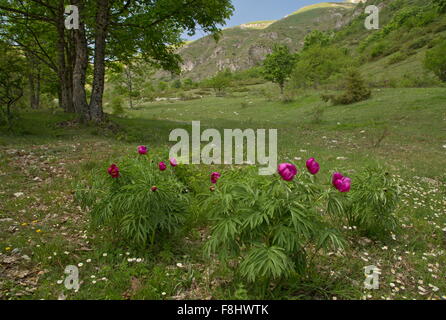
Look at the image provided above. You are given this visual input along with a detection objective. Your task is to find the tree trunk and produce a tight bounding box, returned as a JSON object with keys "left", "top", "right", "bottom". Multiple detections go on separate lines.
{"left": 56, "top": 2, "right": 74, "bottom": 113}
{"left": 72, "top": 0, "right": 90, "bottom": 122}
{"left": 26, "top": 52, "right": 40, "bottom": 109}
{"left": 28, "top": 72, "right": 37, "bottom": 109}
{"left": 36, "top": 70, "right": 40, "bottom": 109}
{"left": 89, "top": 0, "right": 110, "bottom": 123}
{"left": 125, "top": 65, "right": 133, "bottom": 109}
{"left": 65, "top": 31, "right": 75, "bottom": 113}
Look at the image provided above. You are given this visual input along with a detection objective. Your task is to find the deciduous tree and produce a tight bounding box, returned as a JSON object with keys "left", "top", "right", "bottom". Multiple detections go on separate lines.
{"left": 262, "top": 45, "right": 296, "bottom": 94}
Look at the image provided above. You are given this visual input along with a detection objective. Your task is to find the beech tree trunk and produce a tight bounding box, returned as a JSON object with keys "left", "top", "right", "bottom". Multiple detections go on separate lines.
{"left": 28, "top": 71, "right": 41, "bottom": 109}
{"left": 56, "top": 1, "right": 74, "bottom": 113}
{"left": 28, "top": 69, "right": 40, "bottom": 109}
{"left": 27, "top": 54, "right": 41, "bottom": 109}
{"left": 72, "top": 0, "right": 90, "bottom": 122}
{"left": 89, "top": 0, "right": 110, "bottom": 123}
{"left": 124, "top": 65, "right": 134, "bottom": 109}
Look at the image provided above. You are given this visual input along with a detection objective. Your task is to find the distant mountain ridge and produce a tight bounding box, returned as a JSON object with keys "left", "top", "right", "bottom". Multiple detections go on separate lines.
{"left": 176, "top": 2, "right": 359, "bottom": 80}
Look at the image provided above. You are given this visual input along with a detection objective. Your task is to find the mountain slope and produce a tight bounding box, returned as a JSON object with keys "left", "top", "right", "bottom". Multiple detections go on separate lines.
{"left": 178, "top": 2, "right": 356, "bottom": 80}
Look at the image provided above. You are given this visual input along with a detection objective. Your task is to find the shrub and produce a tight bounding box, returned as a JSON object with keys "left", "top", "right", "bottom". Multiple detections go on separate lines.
{"left": 207, "top": 69, "right": 233, "bottom": 96}
{"left": 433, "top": 0, "right": 446, "bottom": 13}
{"left": 358, "top": 6, "right": 429, "bottom": 52}
{"left": 310, "top": 105, "right": 325, "bottom": 124}
{"left": 387, "top": 52, "right": 409, "bottom": 65}
{"left": 396, "top": 73, "right": 442, "bottom": 88}
{"left": 405, "top": 9, "right": 437, "bottom": 28}
{"left": 407, "top": 37, "right": 430, "bottom": 50}
{"left": 303, "top": 30, "right": 332, "bottom": 51}
{"left": 171, "top": 79, "right": 182, "bottom": 89}
{"left": 157, "top": 81, "right": 168, "bottom": 92}
{"left": 370, "top": 41, "right": 389, "bottom": 59}
{"left": 321, "top": 69, "right": 371, "bottom": 105}
{"left": 424, "top": 39, "right": 446, "bottom": 82}
{"left": 75, "top": 154, "right": 189, "bottom": 247}
{"left": 326, "top": 166, "right": 400, "bottom": 239}
{"left": 291, "top": 45, "right": 352, "bottom": 89}
{"left": 182, "top": 78, "right": 195, "bottom": 89}
{"left": 110, "top": 96, "right": 125, "bottom": 116}
{"left": 232, "top": 67, "right": 264, "bottom": 84}
{"left": 201, "top": 167, "right": 344, "bottom": 291}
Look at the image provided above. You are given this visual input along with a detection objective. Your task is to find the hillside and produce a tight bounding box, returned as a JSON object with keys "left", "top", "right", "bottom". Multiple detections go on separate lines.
{"left": 178, "top": 2, "right": 356, "bottom": 80}
{"left": 176, "top": 0, "right": 446, "bottom": 86}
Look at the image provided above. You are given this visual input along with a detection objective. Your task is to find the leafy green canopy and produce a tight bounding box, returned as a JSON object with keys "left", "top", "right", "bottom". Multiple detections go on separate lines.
{"left": 0, "top": 43, "right": 25, "bottom": 125}
{"left": 261, "top": 45, "right": 296, "bottom": 93}
{"left": 107, "top": 0, "right": 235, "bottom": 73}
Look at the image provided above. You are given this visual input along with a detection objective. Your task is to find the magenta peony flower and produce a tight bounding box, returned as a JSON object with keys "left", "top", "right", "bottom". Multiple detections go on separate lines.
{"left": 137, "top": 145, "right": 148, "bottom": 155}
{"left": 278, "top": 163, "right": 298, "bottom": 181}
{"left": 332, "top": 172, "right": 351, "bottom": 193}
{"left": 151, "top": 186, "right": 158, "bottom": 192}
{"left": 306, "top": 158, "right": 320, "bottom": 175}
{"left": 159, "top": 162, "right": 167, "bottom": 171}
{"left": 170, "top": 158, "right": 178, "bottom": 167}
{"left": 332, "top": 172, "right": 344, "bottom": 186}
{"left": 210, "top": 172, "right": 221, "bottom": 184}
{"left": 107, "top": 164, "right": 120, "bottom": 178}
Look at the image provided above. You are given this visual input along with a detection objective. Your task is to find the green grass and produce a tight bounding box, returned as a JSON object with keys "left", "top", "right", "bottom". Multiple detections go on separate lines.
{"left": 126, "top": 85, "right": 446, "bottom": 178}
{"left": 1, "top": 85, "right": 445, "bottom": 300}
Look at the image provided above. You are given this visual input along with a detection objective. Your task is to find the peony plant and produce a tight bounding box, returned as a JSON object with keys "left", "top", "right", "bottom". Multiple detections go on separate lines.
{"left": 202, "top": 163, "right": 345, "bottom": 291}
{"left": 76, "top": 152, "right": 189, "bottom": 247}
{"left": 326, "top": 166, "right": 400, "bottom": 239}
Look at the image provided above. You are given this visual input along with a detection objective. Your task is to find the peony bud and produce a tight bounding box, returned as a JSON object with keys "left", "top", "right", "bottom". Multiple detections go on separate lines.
{"left": 170, "top": 158, "right": 178, "bottom": 167}
{"left": 159, "top": 162, "right": 167, "bottom": 171}
{"left": 107, "top": 164, "right": 120, "bottom": 178}
{"left": 137, "top": 146, "right": 148, "bottom": 155}
{"left": 306, "top": 158, "right": 320, "bottom": 175}
{"left": 210, "top": 172, "right": 221, "bottom": 184}
{"left": 332, "top": 173, "right": 351, "bottom": 193}
{"left": 278, "top": 163, "right": 297, "bottom": 181}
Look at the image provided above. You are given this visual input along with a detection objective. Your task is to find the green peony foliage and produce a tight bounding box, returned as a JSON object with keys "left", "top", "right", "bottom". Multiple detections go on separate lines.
{"left": 75, "top": 155, "right": 188, "bottom": 247}
{"left": 202, "top": 167, "right": 345, "bottom": 285}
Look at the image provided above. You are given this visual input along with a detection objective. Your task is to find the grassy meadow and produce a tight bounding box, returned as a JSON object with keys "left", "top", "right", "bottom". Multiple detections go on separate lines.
{"left": 1, "top": 82, "right": 445, "bottom": 300}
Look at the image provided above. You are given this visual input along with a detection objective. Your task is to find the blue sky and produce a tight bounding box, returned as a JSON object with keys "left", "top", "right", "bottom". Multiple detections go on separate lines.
{"left": 183, "top": 0, "right": 336, "bottom": 40}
